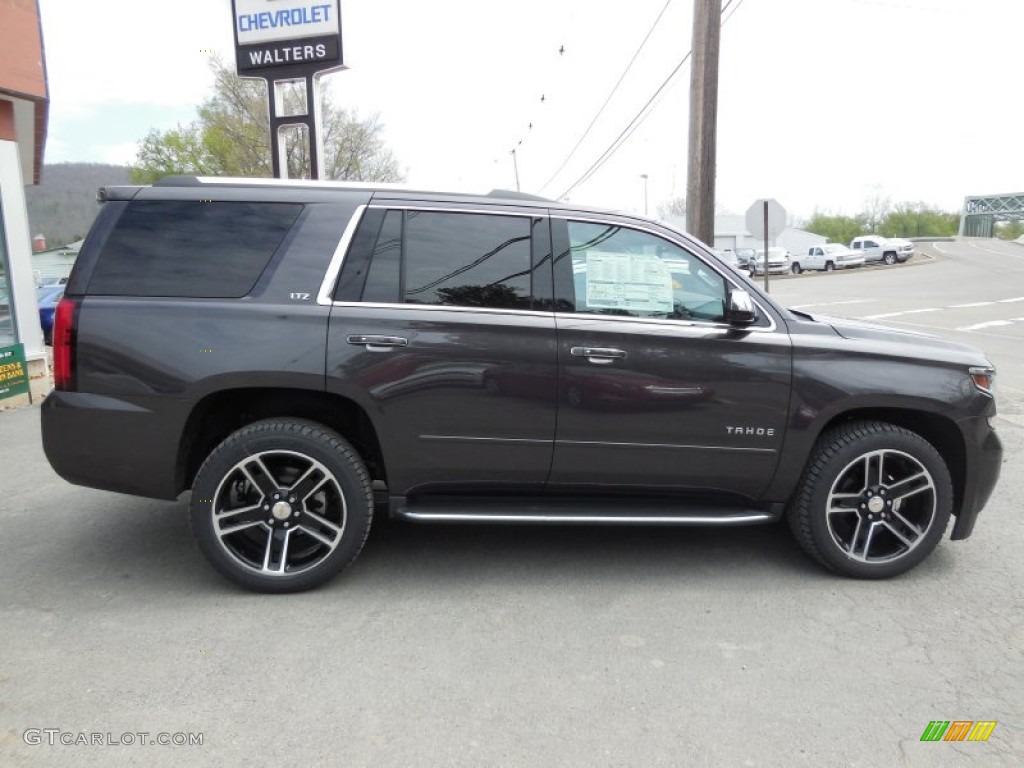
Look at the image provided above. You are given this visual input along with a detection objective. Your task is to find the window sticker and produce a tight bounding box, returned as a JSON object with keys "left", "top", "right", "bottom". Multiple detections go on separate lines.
{"left": 584, "top": 252, "right": 673, "bottom": 313}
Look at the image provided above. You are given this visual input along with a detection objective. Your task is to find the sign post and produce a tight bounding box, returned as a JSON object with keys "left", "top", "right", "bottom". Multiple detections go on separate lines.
{"left": 231, "top": 1, "right": 345, "bottom": 179}
{"left": 745, "top": 198, "right": 787, "bottom": 293}
{"left": 0, "top": 343, "right": 31, "bottom": 403}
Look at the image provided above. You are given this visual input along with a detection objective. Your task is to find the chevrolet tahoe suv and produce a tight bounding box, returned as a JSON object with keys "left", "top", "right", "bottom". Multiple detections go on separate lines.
{"left": 41, "top": 178, "right": 1002, "bottom": 592}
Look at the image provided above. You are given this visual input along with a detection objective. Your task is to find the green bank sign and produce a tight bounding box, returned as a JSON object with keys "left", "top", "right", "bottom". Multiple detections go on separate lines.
{"left": 0, "top": 343, "right": 30, "bottom": 400}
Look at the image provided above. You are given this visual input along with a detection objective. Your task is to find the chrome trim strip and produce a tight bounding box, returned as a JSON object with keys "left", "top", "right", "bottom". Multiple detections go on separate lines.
{"left": 557, "top": 439, "right": 776, "bottom": 453}
{"left": 329, "top": 301, "right": 556, "bottom": 318}
{"left": 397, "top": 511, "right": 775, "bottom": 525}
{"left": 317, "top": 204, "right": 367, "bottom": 306}
{"left": 367, "top": 204, "right": 540, "bottom": 217}
{"left": 420, "top": 435, "right": 553, "bottom": 445}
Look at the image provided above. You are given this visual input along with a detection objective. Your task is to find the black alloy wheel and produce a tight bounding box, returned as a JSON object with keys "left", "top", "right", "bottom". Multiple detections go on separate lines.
{"left": 788, "top": 421, "right": 952, "bottom": 578}
{"left": 189, "top": 419, "right": 374, "bottom": 592}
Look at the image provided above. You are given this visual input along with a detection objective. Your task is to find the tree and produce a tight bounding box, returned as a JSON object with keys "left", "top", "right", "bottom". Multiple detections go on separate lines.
{"left": 879, "top": 203, "right": 958, "bottom": 238}
{"left": 132, "top": 57, "right": 404, "bottom": 183}
{"left": 657, "top": 196, "right": 686, "bottom": 220}
{"left": 996, "top": 220, "right": 1024, "bottom": 240}
{"left": 804, "top": 211, "right": 866, "bottom": 245}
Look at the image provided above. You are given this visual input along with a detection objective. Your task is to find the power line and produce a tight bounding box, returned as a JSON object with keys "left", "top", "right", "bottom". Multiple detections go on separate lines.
{"left": 537, "top": 0, "right": 674, "bottom": 196}
{"left": 556, "top": 0, "right": 747, "bottom": 201}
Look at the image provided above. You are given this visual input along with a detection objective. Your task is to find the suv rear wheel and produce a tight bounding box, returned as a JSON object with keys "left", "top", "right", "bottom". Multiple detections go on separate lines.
{"left": 787, "top": 421, "right": 952, "bottom": 578}
{"left": 189, "top": 419, "right": 373, "bottom": 592}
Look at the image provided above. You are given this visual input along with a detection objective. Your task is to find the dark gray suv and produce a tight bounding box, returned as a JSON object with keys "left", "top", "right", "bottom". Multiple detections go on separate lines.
{"left": 41, "top": 177, "right": 1002, "bottom": 592}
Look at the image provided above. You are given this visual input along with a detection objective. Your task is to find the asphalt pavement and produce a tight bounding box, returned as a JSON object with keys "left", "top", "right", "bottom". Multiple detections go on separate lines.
{"left": 1, "top": 240, "right": 1021, "bottom": 767}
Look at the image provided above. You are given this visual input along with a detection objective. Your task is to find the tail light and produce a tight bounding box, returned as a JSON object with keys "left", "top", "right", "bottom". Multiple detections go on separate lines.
{"left": 53, "top": 297, "right": 78, "bottom": 390}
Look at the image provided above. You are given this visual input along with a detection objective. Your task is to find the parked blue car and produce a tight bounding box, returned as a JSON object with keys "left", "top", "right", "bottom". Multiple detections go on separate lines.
{"left": 37, "top": 286, "right": 64, "bottom": 345}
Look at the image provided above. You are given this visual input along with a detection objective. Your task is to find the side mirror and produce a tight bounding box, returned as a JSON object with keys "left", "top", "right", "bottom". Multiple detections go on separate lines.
{"left": 726, "top": 288, "right": 758, "bottom": 326}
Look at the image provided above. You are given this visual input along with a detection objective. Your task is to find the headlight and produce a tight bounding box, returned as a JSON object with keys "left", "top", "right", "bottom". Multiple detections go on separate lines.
{"left": 969, "top": 366, "right": 996, "bottom": 396}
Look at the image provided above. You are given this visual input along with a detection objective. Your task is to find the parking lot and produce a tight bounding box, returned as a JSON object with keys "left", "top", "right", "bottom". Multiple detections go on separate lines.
{"left": 1, "top": 239, "right": 1021, "bottom": 767}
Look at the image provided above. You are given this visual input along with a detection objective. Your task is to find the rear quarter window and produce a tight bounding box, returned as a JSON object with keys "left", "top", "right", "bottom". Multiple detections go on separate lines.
{"left": 88, "top": 200, "right": 303, "bottom": 298}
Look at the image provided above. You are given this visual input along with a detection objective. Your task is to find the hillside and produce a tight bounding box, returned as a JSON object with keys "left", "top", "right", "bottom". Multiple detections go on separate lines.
{"left": 25, "top": 163, "right": 131, "bottom": 248}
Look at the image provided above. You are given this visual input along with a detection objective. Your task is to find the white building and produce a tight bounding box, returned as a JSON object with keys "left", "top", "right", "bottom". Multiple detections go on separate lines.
{"left": 1, "top": 0, "right": 48, "bottom": 404}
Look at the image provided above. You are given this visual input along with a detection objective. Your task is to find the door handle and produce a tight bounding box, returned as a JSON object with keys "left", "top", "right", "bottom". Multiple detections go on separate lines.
{"left": 347, "top": 334, "right": 409, "bottom": 352}
{"left": 570, "top": 346, "right": 627, "bottom": 365}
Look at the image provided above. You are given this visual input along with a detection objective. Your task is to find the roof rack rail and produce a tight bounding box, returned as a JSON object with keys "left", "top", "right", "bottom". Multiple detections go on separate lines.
{"left": 486, "top": 189, "right": 552, "bottom": 202}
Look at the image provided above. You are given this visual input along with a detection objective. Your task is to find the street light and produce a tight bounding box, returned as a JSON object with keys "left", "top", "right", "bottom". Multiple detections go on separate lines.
{"left": 639, "top": 174, "right": 649, "bottom": 216}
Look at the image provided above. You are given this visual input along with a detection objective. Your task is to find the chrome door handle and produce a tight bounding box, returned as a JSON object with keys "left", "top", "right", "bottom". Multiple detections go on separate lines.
{"left": 570, "top": 346, "right": 627, "bottom": 365}
{"left": 346, "top": 334, "right": 408, "bottom": 352}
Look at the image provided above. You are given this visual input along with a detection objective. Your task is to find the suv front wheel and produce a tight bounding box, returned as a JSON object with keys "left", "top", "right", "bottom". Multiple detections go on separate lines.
{"left": 788, "top": 421, "right": 953, "bottom": 578}
{"left": 189, "top": 419, "right": 374, "bottom": 592}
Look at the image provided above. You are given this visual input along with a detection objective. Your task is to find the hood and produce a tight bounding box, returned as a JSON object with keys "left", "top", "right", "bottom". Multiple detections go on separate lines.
{"left": 810, "top": 314, "right": 991, "bottom": 366}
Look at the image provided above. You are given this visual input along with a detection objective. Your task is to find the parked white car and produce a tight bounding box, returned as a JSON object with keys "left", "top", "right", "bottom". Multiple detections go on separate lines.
{"left": 850, "top": 235, "right": 914, "bottom": 265}
{"left": 791, "top": 243, "right": 865, "bottom": 274}
{"left": 750, "top": 247, "right": 791, "bottom": 276}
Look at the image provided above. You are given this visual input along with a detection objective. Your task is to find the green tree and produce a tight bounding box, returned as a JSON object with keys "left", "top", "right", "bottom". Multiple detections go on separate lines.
{"left": 132, "top": 57, "right": 404, "bottom": 183}
{"left": 996, "top": 220, "right": 1024, "bottom": 240}
{"left": 803, "top": 211, "right": 866, "bottom": 245}
{"left": 879, "top": 203, "right": 958, "bottom": 238}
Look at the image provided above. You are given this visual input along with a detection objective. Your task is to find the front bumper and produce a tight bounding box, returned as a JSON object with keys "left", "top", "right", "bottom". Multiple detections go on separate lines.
{"left": 949, "top": 416, "right": 1002, "bottom": 540}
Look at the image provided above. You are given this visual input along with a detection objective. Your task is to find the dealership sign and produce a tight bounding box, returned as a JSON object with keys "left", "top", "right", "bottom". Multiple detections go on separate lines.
{"left": 0, "top": 343, "right": 30, "bottom": 401}
{"left": 232, "top": 0, "right": 343, "bottom": 74}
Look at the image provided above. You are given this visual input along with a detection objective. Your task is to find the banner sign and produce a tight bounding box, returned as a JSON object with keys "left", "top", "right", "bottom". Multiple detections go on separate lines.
{"left": 232, "top": 0, "right": 343, "bottom": 75}
{"left": 0, "top": 343, "right": 30, "bottom": 401}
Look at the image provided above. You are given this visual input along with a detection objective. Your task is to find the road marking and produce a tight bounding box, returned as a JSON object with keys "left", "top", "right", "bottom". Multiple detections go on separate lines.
{"left": 970, "top": 241, "right": 1023, "bottom": 257}
{"left": 957, "top": 320, "right": 1014, "bottom": 331}
{"left": 997, "top": 297, "right": 1024, "bottom": 303}
{"left": 862, "top": 308, "right": 940, "bottom": 319}
{"left": 950, "top": 302, "right": 994, "bottom": 308}
{"left": 933, "top": 243, "right": 948, "bottom": 254}
{"left": 790, "top": 299, "right": 875, "bottom": 310}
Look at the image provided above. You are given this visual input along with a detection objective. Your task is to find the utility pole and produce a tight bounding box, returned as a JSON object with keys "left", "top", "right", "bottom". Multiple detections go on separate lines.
{"left": 511, "top": 149, "right": 521, "bottom": 192}
{"left": 685, "top": 0, "right": 721, "bottom": 246}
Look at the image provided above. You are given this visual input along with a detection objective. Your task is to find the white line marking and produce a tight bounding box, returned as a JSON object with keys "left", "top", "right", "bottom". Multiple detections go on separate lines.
{"left": 933, "top": 243, "right": 948, "bottom": 254}
{"left": 970, "top": 241, "right": 1023, "bottom": 257}
{"left": 949, "top": 302, "right": 994, "bottom": 308}
{"left": 997, "top": 297, "right": 1024, "bottom": 303}
{"left": 957, "top": 320, "right": 1014, "bottom": 331}
{"left": 862, "top": 308, "right": 941, "bottom": 320}
{"left": 790, "top": 299, "right": 875, "bottom": 310}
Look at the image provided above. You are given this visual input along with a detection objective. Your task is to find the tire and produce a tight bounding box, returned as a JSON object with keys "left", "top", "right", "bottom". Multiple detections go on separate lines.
{"left": 189, "top": 418, "right": 374, "bottom": 593}
{"left": 883, "top": 251, "right": 896, "bottom": 265}
{"left": 787, "top": 421, "right": 953, "bottom": 579}
{"left": 824, "top": 261, "right": 835, "bottom": 273}
{"left": 791, "top": 263, "right": 803, "bottom": 275}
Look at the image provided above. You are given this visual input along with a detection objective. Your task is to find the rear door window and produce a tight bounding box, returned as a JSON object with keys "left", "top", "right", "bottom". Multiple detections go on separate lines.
{"left": 88, "top": 201, "right": 302, "bottom": 298}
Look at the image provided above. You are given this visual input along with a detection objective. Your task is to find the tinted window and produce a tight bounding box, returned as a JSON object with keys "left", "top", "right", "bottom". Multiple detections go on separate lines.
{"left": 89, "top": 201, "right": 302, "bottom": 298}
{"left": 568, "top": 221, "right": 726, "bottom": 322}
{"left": 361, "top": 210, "right": 403, "bottom": 304}
{"left": 403, "top": 212, "right": 531, "bottom": 309}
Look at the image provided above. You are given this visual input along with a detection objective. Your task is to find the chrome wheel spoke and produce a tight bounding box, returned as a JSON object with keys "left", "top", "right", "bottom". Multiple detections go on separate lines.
{"left": 854, "top": 521, "right": 876, "bottom": 559}
{"left": 298, "top": 509, "right": 343, "bottom": 545}
{"left": 890, "top": 508, "right": 924, "bottom": 538}
{"left": 262, "top": 528, "right": 293, "bottom": 573}
{"left": 241, "top": 457, "right": 278, "bottom": 498}
{"left": 882, "top": 519, "right": 915, "bottom": 548}
{"left": 216, "top": 503, "right": 266, "bottom": 535}
{"left": 887, "top": 472, "right": 934, "bottom": 503}
{"left": 290, "top": 465, "right": 329, "bottom": 502}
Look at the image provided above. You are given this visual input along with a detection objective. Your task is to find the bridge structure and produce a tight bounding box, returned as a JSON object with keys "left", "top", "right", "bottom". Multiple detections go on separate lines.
{"left": 959, "top": 192, "right": 1024, "bottom": 236}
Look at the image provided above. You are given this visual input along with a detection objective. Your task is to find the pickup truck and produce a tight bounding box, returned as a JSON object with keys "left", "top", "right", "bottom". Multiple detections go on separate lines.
{"left": 850, "top": 235, "right": 914, "bottom": 265}
{"left": 790, "top": 244, "right": 865, "bottom": 274}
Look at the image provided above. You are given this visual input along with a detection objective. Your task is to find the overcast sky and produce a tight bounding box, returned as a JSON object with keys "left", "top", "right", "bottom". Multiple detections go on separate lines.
{"left": 37, "top": 0, "right": 1024, "bottom": 221}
